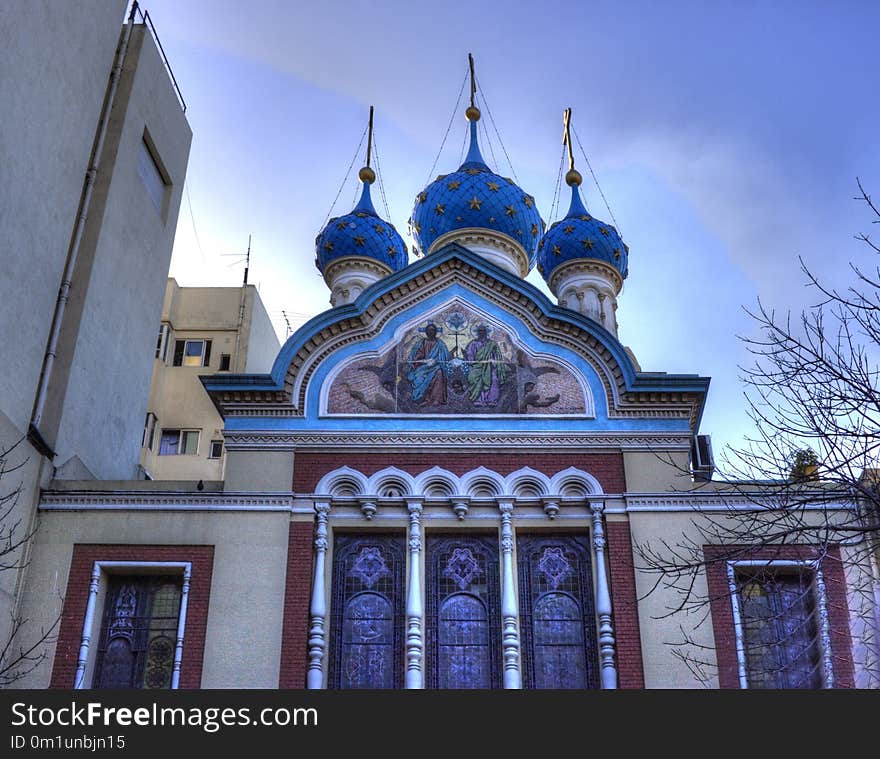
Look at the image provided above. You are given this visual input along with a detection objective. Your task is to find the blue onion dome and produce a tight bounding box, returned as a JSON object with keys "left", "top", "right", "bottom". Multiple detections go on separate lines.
{"left": 409, "top": 108, "right": 544, "bottom": 277}
{"left": 315, "top": 166, "right": 408, "bottom": 276}
{"left": 536, "top": 171, "right": 629, "bottom": 284}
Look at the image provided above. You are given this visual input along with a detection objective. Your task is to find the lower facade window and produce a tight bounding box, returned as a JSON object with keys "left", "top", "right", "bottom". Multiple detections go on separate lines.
{"left": 158, "top": 429, "right": 199, "bottom": 455}
{"left": 328, "top": 534, "right": 405, "bottom": 689}
{"left": 324, "top": 529, "right": 601, "bottom": 690}
{"left": 93, "top": 575, "right": 182, "bottom": 689}
{"left": 732, "top": 564, "right": 825, "bottom": 689}
{"left": 426, "top": 535, "right": 501, "bottom": 689}
{"left": 517, "top": 535, "right": 599, "bottom": 689}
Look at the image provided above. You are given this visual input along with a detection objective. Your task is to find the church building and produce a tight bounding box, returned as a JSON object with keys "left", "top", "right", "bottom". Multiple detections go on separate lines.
{"left": 20, "top": 73, "right": 872, "bottom": 691}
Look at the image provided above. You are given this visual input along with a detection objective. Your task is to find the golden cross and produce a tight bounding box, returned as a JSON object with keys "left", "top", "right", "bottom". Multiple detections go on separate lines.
{"left": 366, "top": 105, "right": 374, "bottom": 168}
{"left": 563, "top": 107, "right": 575, "bottom": 173}
{"left": 468, "top": 53, "right": 476, "bottom": 109}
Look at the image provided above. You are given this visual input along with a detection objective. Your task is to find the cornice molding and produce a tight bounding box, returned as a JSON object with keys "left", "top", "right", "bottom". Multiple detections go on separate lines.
{"left": 39, "top": 491, "right": 294, "bottom": 511}
{"left": 223, "top": 430, "right": 694, "bottom": 450}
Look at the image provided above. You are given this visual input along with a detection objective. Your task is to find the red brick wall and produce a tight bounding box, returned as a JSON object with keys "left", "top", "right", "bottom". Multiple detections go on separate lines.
{"left": 279, "top": 522, "right": 313, "bottom": 688}
{"left": 705, "top": 544, "right": 855, "bottom": 689}
{"left": 50, "top": 545, "right": 214, "bottom": 689}
{"left": 293, "top": 451, "right": 626, "bottom": 493}
{"left": 606, "top": 521, "right": 645, "bottom": 688}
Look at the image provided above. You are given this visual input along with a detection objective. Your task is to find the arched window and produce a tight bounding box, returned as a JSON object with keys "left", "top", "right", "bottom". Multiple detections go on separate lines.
{"left": 329, "top": 534, "right": 404, "bottom": 689}
{"left": 517, "top": 535, "right": 598, "bottom": 689}
{"left": 427, "top": 535, "right": 500, "bottom": 689}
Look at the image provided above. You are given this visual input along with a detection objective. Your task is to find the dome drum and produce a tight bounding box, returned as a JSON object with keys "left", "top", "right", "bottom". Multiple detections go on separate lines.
{"left": 323, "top": 256, "right": 393, "bottom": 307}
{"left": 550, "top": 259, "right": 621, "bottom": 335}
{"left": 429, "top": 227, "right": 530, "bottom": 277}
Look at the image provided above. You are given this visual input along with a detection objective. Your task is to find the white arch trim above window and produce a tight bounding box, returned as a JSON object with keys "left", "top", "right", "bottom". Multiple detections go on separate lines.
{"left": 313, "top": 465, "right": 604, "bottom": 502}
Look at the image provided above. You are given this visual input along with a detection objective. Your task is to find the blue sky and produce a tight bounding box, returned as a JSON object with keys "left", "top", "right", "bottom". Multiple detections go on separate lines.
{"left": 145, "top": 0, "right": 880, "bottom": 463}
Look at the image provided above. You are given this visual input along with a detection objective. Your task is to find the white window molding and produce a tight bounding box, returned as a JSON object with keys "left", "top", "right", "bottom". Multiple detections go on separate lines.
{"left": 74, "top": 561, "right": 192, "bottom": 689}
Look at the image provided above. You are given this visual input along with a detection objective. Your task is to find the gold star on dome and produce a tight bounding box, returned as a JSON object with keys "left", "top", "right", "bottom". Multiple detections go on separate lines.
{"left": 515, "top": 229, "right": 522, "bottom": 236}
{"left": 538, "top": 239, "right": 545, "bottom": 250}
{"left": 552, "top": 244, "right": 561, "bottom": 255}
{"left": 455, "top": 216, "right": 462, "bottom": 222}
{"left": 580, "top": 214, "right": 592, "bottom": 222}
{"left": 505, "top": 205, "right": 516, "bottom": 217}
{"left": 582, "top": 238, "right": 594, "bottom": 250}
{"left": 413, "top": 221, "right": 421, "bottom": 233}
{"left": 355, "top": 212, "right": 369, "bottom": 218}
{"left": 434, "top": 203, "right": 445, "bottom": 215}
{"left": 324, "top": 242, "right": 334, "bottom": 251}
{"left": 504, "top": 177, "right": 515, "bottom": 185}
{"left": 430, "top": 227, "right": 436, "bottom": 233}
{"left": 564, "top": 225, "right": 574, "bottom": 234}
{"left": 354, "top": 235, "right": 366, "bottom": 247}
{"left": 541, "top": 220, "right": 547, "bottom": 231}
{"left": 447, "top": 180, "right": 461, "bottom": 190}
{"left": 523, "top": 195, "right": 534, "bottom": 208}
{"left": 613, "top": 248, "right": 621, "bottom": 259}
{"left": 488, "top": 216, "right": 496, "bottom": 223}
{"left": 468, "top": 196, "right": 483, "bottom": 210}
{"left": 336, "top": 221, "right": 349, "bottom": 230}
{"left": 388, "top": 246, "right": 398, "bottom": 255}
{"left": 531, "top": 223, "right": 539, "bottom": 237}
{"left": 435, "top": 174, "right": 447, "bottom": 181}
{"left": 418, "top": 191, "right": 428, "bottom": 204}
{"left": 599, "top": 227, "right": 609, "bottom": 236}
{"left": 466, "top": 168, "right": 481, "bottom": 175}
{"left": 487, "top": 181, "right": 500, "bottom": 192}
{"left": 374, "top": 224, "right": 385, "bottom": 234}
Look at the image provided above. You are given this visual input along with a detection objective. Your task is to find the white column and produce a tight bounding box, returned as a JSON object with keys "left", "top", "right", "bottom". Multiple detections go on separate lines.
{"left": 814, "top": 565, "right": 835, "bottom": 688}
{"left": 499, "top": 501, "right": 522, "bottom": 688}
{"left": 73, "top": 563, "right": 102, "bottom": 688}
{"left": 405, "top": 500, "right": 424, "bottom": 688}
{"left": 590, "top": 501, "right": 618, "bottom": 689}
{"left": 170, "top": 563, "right": 192, "bottom": 689}
{"left": 307, "top": 502, "right": 330, "bottom": 689}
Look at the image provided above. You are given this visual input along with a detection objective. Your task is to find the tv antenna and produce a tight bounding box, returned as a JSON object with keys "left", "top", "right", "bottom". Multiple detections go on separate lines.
{"left": 222, "top": 234, "right": 251, "bottom": 286}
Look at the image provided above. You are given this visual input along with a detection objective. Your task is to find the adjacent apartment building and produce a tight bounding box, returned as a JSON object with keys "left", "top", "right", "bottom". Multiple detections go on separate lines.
{"left": 139, "top": 278, "right": 280, "bottom": 481}
{"left": 0, "top": 0, "right": 191, "bottom": 675}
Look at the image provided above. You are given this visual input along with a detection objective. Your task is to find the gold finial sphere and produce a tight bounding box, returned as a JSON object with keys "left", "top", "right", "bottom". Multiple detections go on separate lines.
{"left": 465, "top": 105, "right": 481, "bottom": 122}
{"left": 565, "top": 169, "right": 582, "bottom": 187}
{"left": 358, "top": 166, "right": 376, "bottom": 184}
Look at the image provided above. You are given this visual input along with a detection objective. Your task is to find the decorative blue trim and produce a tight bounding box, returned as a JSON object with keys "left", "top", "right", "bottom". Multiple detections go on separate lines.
{"left": 203, "top": 244, "right": 710, "bottom": 429}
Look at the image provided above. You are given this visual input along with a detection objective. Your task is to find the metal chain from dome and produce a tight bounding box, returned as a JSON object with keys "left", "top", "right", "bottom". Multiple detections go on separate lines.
{"left": 573, "top": 126, "right": 621, "bottom": 236}
{"left": 424, "top": 69, "right": 469, "bottom": 186}
{"left": 321, "top": 124, "right": 367, "bottom": 230}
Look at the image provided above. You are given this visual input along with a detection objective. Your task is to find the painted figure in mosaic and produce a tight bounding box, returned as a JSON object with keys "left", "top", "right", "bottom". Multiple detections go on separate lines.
{"left": 406, "top": 322, "right": 450, "bottom": 405}
{"left": 464, "top": 324, "right": 507, "bottom": 405}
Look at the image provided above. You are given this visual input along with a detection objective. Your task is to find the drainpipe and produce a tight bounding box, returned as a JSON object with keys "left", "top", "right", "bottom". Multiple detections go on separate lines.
{"left": 28, "top": 3, "right": 140, "bottom": 454}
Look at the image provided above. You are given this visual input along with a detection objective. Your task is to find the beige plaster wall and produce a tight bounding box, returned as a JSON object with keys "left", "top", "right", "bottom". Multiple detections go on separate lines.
{"left": 15, "top": 509, "right": 291, "bottom": 688}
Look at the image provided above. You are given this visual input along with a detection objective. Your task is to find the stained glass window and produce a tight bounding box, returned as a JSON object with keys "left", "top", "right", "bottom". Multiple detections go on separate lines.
{"left": 517, "top": 535, "right": 598, "bottom": 689}
{"left": 93, "top": 576, "right": 182, "bottom": 689}
{"left": 736, "top": 569, "right": 823, "bottom": 689}
{"left": 329, "top": 534, "right": 405, "bottom": 689}
{"left": 426, "top": 535, "right": 501, "bottom": 689}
